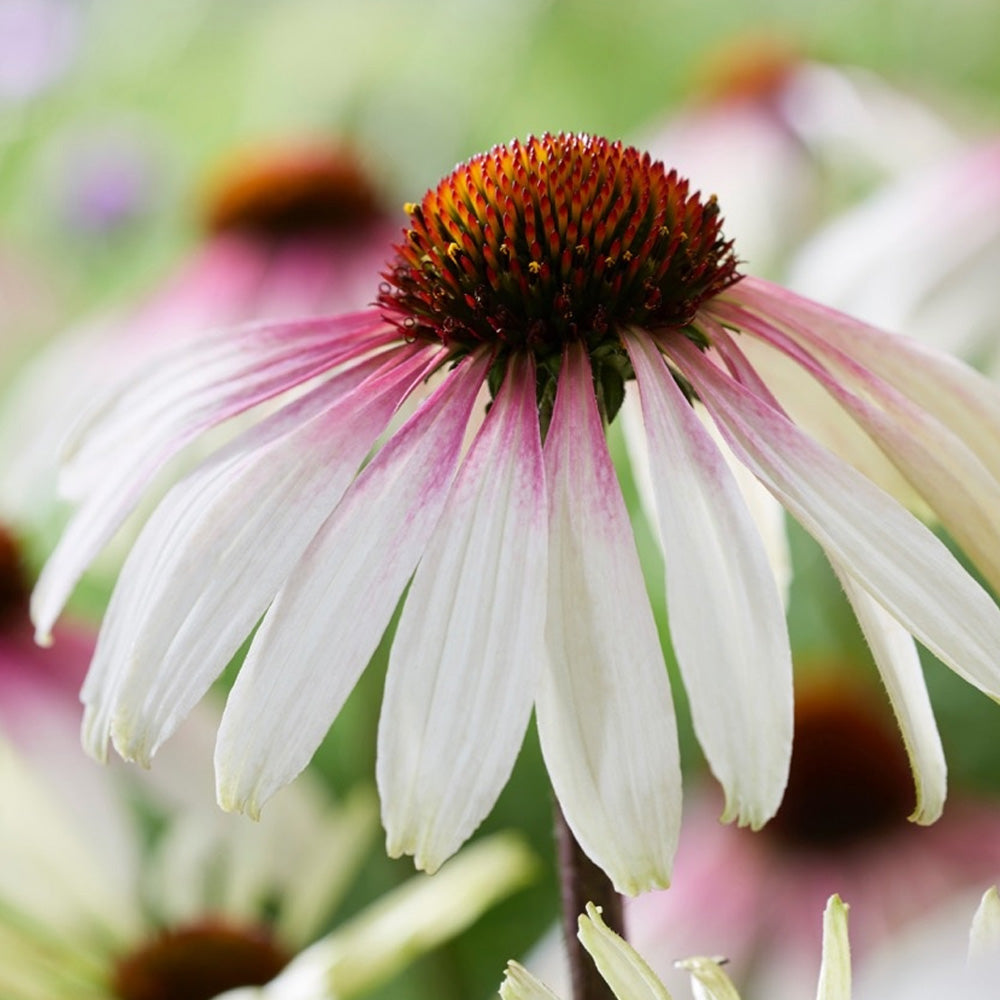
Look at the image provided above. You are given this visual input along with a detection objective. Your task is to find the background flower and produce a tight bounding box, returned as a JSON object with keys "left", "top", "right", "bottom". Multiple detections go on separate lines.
{"left": 788, "top": 140, "right": 1000, "bottom": 375}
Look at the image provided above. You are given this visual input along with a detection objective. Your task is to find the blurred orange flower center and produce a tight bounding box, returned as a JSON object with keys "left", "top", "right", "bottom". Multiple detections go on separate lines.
{"left": 112, "top": 918, "right": 290, "bottom": 1000}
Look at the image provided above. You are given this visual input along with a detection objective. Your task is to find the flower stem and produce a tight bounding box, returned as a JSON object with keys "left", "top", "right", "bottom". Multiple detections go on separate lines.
{"left": 554, "top": 801, "right": 624, "bottom": 1000}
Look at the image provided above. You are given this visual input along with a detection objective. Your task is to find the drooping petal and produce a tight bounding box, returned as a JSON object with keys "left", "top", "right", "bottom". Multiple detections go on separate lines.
{"left": 537, "top": 341, "right": 680, "bottom": 896}
{"left": 215, "top": 352, "right": 491, "bottom": 819}
{"left": 32, "top": 311, "right": 396, "bottom": 642}
{"left": 76, "top": 346, "right": 433, "bottom": 763}
{"left": 708, "top": 327, "right": 923, "bottom": 512}
{"left": 835, "top": 566, "right": 947, "bottom": 825}
{"left": 626, "top": 330, "right": 792, "bottom": 830}
{"left": 62, "top": 309, "right": 393, "bottom": 490}
{"left": 101, "top": 346, "right": 436, "bottom": 766}
{"left": 713, "top": 292, "right": 1000, "bottom": 595}
{"left": 579, "top": 902, "right": 675, "bottom": 1000}
{"left": 816, "top": 895, "right": 851, "bottom": 1000}
{"left": 378, "top": 355, "right": 547, "bottom": 873}
{"left": 621, "top": 379, "right": 792, "bottom": 607}
{"left": 723, "top": 277, "right": 1000, "bottom": 488}
{"left": 672, "top": 337, "right": 1000, "bottom": 704}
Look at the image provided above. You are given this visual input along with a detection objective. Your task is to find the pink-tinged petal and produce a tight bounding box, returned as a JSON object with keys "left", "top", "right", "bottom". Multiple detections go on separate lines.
{"left": 215, "top": 352, "right": 492, "bottom": 818}
{"left": 627, "top": 330, "right": 792, "bottom": 830}
{"left": 378, "top": 356, "right": 547, "bottom": 873}
{"left": 86, "top": 346, "right": 438, "bottom": 766}
{"left": 835, "top": 566, "right": 947, "bottom": 825}
{"left": 62, "top": 309, "right": 394, "bottom": 494}
{"left": 712, "top": 293, "right": 1000, "bottom": 595}
{"left": 723, "top": 277, "right": 1000, "bottom": 488}
{"left": 76, "top": 349, "right": 406, "bottom": 762}
{"left": 708, "top": 328, "right": 923, "bottom": 513}
{"left": 537, "top": 341, "right": 680, "bottom": 896}
{"left": 672, "top": 338, "right": 1000, "bottom": 703}
{"left": 32, "top": 312, "right": 396, "bottom": 642}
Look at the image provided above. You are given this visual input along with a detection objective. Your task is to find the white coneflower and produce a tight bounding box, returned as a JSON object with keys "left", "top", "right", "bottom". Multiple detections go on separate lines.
{"left": 643, "top": 34, "right": 960, "bottom": 273}
{"left": 788, "top": 140, "right": 1000, "bottom": 375}
{"left": 33, "top": 132, "right": 1000, "bottom": 894}
{"left": 0, "top": 729, "right": 533, "bottom": 1000}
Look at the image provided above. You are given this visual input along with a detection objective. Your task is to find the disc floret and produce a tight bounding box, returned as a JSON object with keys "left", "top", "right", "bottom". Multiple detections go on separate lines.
{"left": 378, "top": 133, "right": 740, "bottom": 385}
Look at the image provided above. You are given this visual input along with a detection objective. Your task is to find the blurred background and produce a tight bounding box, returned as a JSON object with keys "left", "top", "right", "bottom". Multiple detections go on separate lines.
{"left": 2, "top": 1, "right": 1000, "bottom": 998}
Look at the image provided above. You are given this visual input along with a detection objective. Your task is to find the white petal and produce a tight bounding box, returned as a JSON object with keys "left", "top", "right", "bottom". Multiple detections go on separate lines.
{"left": 835, "top": 567, "right": 947, "bottom": 825}
{"left": 259, "top": 834, "right": 536, "bottom": 1000}
{"left": 701, "top": 413, "right": 792, "bottom": 605}
{"left": 222, "top": 832, "right": 535, "bottom": 1000}
{"left": 319, "top": 833, "right": 536, "bottom": 996}
{"left": 31, "top": 312, "right": 394, "bottom": 642}
{"left": 726, "top": 278, "right": 1000, "bottom": 489}
{"left": 714, "top": 290, "right": 1000, "bottom": 595}
{"left": 629, "top": 330, "right": 792, "bottom": 829}
{"left": 537, "top": 342, "right": 680, "bottom": 896}
{"left": 0, "top": 737, "right": 139, "bottom": 938}
{"left": 98, "top": 347, "right": 434, "bottom": 765}
{"left": 817, "top": 895, "right": 851, "bottom": 1000}
{"left": 74, "top": 348, "right": 422, "bottom": 762}
{"left": 675, "top": 958, "right": 741, "bottom": 1000}
{"left": 378, "top": 356, "right": 547, "bottom": 872}
{"left": 62, "top": 309, "right": 391, "bottom": 489}
{"left": 274, "top": 786, "right": 379, "bottom": 946}
{"left": 500, "top": 963, "right": 564, "bottom": 1000}
{"left": 674, "top": 338, "right": 1000, "bottom": 703}
{"left": 970, "top": 886, "right": 1000, "bottom": 962}
{"left": 618, "top": 387, "right": 660, "bottom": 545}
{"left": 215, "top": 353, "right": 491, "bottom": 818}
{"left": 579, "top": 902, "right": 675, "bottom": 1000}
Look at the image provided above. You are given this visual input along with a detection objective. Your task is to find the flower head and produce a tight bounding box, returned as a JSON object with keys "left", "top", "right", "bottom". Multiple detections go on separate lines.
{"left": 0, "top": 685, "right": 533, "bottom": 1000}
{"left": 34, "top": 132, "right": 1000, "bottom": 894}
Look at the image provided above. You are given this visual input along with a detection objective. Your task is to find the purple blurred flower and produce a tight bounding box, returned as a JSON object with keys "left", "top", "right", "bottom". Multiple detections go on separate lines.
{"left": 0, "top": 0, "right": 80, "bottom": 103}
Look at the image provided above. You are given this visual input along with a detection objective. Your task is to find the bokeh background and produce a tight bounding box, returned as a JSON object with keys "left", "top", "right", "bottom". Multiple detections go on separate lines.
{"left": 3, "top": 1, "right": 1000, "bottom": 998}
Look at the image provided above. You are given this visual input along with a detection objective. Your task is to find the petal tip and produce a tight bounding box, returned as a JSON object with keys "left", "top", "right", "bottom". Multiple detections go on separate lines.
{"left": 110, "top": 716, "right": 154, "bottom": 768}
{"left": 217, "top": 781, "right": 262, "bottom": 820}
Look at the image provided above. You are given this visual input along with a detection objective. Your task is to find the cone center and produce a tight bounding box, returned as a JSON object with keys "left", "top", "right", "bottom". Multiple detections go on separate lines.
{"left": 378, "top": 132, "right": 740, "bottom": 360}
{"left": 112, "top": 919, "right": 291, "bottom": 1000}
{"left": 768, "top": 684, "right": 914, "bottom": 850}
